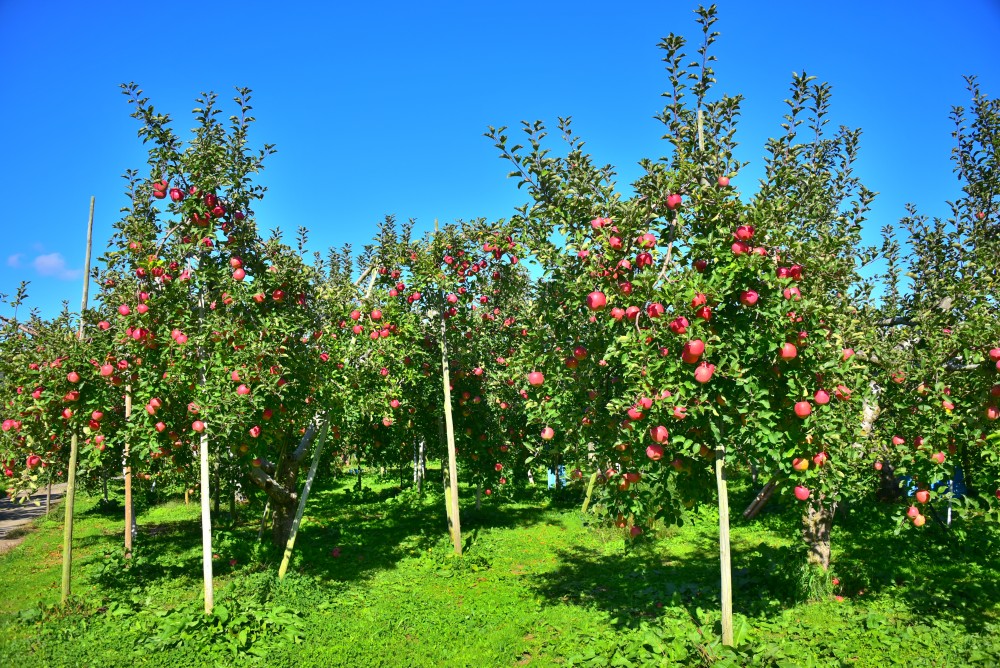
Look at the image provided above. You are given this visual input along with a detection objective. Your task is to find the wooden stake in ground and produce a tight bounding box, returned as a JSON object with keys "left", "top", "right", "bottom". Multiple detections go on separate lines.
{"left": 61, "top": 196, "right": 95, "bottom": 605}
{"left": 196, "top": 286, "right": 214, "bottom": 615}
{"left": 124, "top": 387, "right": 133, "bottom": 558}
{"left": 278, "top": 419, "right": 329, "bottom": 579}
{"left": 715, "top": 444, "right": 734, "bottom": 646}
{"left": 436, "top": 221, "right": 462, "bottom": 555}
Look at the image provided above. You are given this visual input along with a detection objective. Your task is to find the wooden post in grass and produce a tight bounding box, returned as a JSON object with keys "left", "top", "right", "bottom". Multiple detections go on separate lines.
{"left": 124, "top": 387, "right": 133, "bottom": 558}
{"left": 278, "top": 420, "right": 329, "bottom": 579}
{"left": 716, "top": 443, "right": 734, "bottom": 646}
{"left": 195, "top": 286, "right": 214, "bottom": 615}
{"left": 436, "top": 221, "right": 462, "bottom": 555}
{"left": 61, "top": 196, "right": 95, "bottom": 605}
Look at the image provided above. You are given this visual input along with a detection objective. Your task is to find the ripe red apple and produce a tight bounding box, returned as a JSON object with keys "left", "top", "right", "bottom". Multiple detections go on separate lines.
{"left": 739, "top": 290, "right": 759, "bottom": 306}
{"left": 155, "top": 422, "right": 166, "bottom": 432}
{"left": 794, "top": 486, "right": 810, "bottom": 501}
{"left": 794, "top": 401, "right": 812, "bottom": 418}
{"left": 913, "top": 514, "right": 926, "bottom": 527}
{"left": 717, "top": 176, "right": 730, "bottom": 187}
{"left": 192, "top": 420, "right": 206, "bottom": 433}
{"left": 169, "top": 187, "right": 184, "bottom": 202}
{"left": 26, "top": 454, "right": 41, "bottom": 469}
{"left": 842, "top": 348, "right": 855, "bottom": 361}
{"left": 731, "top": 241, "right": 750, "bottom": 255}
{"left": 891, "top": 435, "right": 905, "bottom": 446}
{"left": 528, "top": 371, "right": 544, "bottom": 387}
{"left": 236, "top": 384, "right": 251, "bottom": 396}
{"left": 792, "top": 458, "right": 809, "bottom": 471}
{"left": 783, "top": 286, "right": 801, "bottom": 301}
{"left": 734, "top": 225, "right": 754, "bottom": 241}
{"left": 694, "top": 259, "right": 708, "bottom": 272}
{"left": 779, "top": 343, "right": 798, "bottom": 360}
{"left": 587, "top": 291, "right": 607, "bottom": 311}
{"left": 989, "top": 348, "right": 1000, "bottom": 362}
{"left": 931, "top": 451, "right": 946, "bottom": 465}
{"left": 814, "top": 389, "right": 830, "bottom": 405}
{"left": 666, "top": 193, "right": 682, "bottom": 209}
{"left": 987, "top": 406, "right": 999, "bottom": 421}
{"left": 649, "top": 425, "right": 669, "bottom": 444}
{"left": 694, "top": 362, "right": 715, "bottom": 384}
{"left": 541, "top": 427, "right": 555, "bottom": 440}
{"left": 66, "top": 371, "right": 80, "bottom": 383}
{"left": 646, "top": 444, "right": 664, "bottom": 461}
{"left": 812, "top": 452, "right": 828, "bottom": 467}
{"left": 874, "top": 461, "right": 883, "bottom": 471}
{"left": 118, "top": 304, "right": 130, "bottom": 316}
{"left": 684, "top": 339, "right": 705, "bottom": 357}
{"left": 915, "top": 489, "right": 930, "bottom": 504}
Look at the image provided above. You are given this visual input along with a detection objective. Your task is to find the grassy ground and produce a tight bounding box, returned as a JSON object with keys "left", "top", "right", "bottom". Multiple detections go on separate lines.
{"left": 1, "top": 470, "right": 999, "bottom": 667}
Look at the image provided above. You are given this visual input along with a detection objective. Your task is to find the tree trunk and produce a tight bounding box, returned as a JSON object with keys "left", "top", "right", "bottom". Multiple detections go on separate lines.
{"left": 875, "top": 460, "right": 903, "bottom": 501}
{"left": 802, "top": 504, "right": 834, "bottom": 571}
{"left": 475, "top": 483, "right": 482, "bottom": 510}
{"left": 279, "top": 421, "right": 329, "bottom": 579}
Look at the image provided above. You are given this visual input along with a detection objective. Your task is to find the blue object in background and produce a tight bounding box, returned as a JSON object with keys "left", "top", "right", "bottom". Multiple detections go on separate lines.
{"left": 547, "top": 466, "right": 565, "bottom": 489}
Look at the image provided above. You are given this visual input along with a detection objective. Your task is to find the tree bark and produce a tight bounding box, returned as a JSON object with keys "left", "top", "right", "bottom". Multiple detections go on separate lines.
{"left": 802, "top": 503, "right": 834, "bottom": 571}
{"left": 743, "top": 479, "right": 778, "bottom": 519}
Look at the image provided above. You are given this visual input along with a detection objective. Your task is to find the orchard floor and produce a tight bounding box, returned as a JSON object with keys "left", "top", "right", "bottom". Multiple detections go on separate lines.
{"left": 1, "top": 471, "right": 1000, "bottom": 667}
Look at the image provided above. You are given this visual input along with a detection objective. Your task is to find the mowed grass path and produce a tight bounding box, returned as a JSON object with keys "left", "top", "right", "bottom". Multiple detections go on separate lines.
{"left": 2, "top": 471, "right": 1000, "bottom": 666}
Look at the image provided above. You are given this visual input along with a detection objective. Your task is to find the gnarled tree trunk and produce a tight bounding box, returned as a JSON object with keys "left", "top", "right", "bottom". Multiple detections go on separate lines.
{"left": 247, "top": 417, "right": 323, "bottom": 549}
{"left": 802, "top": 503, "right": 834, "bottom": 571}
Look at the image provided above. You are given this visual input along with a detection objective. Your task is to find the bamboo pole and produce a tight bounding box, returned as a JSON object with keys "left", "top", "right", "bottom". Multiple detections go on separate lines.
{"left": 278, "top": 420, "right": 329, "bottom": 579}
{"left": 61, "top": 196, "right": 95, "bottom": 605}
{"left": 716, "top": 444, "right": 734, "bottom": 646}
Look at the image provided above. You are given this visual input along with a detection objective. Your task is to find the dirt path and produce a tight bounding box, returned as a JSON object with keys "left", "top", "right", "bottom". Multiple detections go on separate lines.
{"left": 0, "top": 483, "right": 67, "bottom": 554}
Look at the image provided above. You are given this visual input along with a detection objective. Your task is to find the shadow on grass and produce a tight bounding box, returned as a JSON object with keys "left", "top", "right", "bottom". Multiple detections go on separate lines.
{"left": 828, "top": 497, "right": 1000, "bottom": 633}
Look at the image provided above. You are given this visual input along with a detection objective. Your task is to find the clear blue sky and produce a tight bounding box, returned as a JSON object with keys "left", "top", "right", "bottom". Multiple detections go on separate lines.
{"left": 2, "top": 0, "right": 998, "bottom": 317}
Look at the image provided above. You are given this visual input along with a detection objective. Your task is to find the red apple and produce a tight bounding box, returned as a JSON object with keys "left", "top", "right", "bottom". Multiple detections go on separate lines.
{"left": 192, "top": 420, "right": 206, "bottom": 433}
{"left": 792, "top": 458, "right": 809, "bottom": 471}
{"left": 646, "top": 444, "right": 664, "bottom": 461}
{"left": 814, "top": 389, "right": 830, "bottom": 405}
{"left": 649, "top": 425, "right": 669, "bottom": 444}
{"left": 794, "top": 401, "right": 812, "bottom": 418}
{"left": 915, "top": 489, "right": 930, "bottom": 504}
{"left": 794, "top": 486, "right": 810, "bottom": 501}
{"left": 540, "top": 427, "right": 555, "bottom": 440}
{"left": 694, "top": 362, "right": 715, "bottom": 384}
{"left": 779, "top": 343, "right": 798, "bottom": 360}
{"left": 587, "top": 291, "right": 607, "bottom": 311}
{"left": 528, "top": 371, "right": 544, "bottom": 387}
{"left": 717, "top": 176, "right": 730, "bottom": 187}
{"left": 666, "top": 193, "right": 682, "bottom": 209}
{"left": 739, "top": 290, "right": 759, "bottom": 306}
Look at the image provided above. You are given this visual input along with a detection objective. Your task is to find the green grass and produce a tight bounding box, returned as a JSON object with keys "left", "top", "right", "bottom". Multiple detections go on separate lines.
{"left": 2, "top": 472, "right": 1000, "bottom": 666}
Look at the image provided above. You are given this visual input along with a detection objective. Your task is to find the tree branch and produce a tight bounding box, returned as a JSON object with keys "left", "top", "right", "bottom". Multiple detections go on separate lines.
{"left": 247, "top": 467, "right": 297, "bottom": 507}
